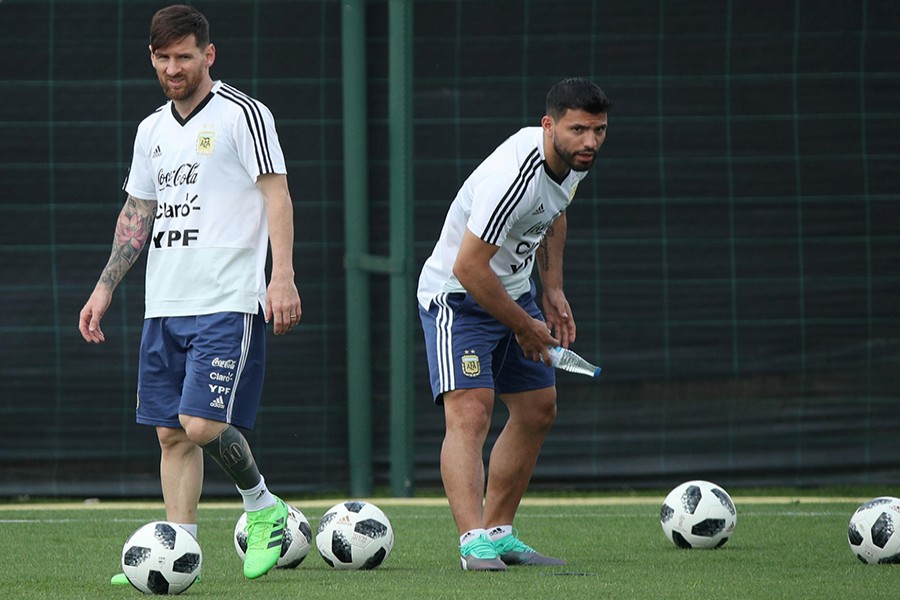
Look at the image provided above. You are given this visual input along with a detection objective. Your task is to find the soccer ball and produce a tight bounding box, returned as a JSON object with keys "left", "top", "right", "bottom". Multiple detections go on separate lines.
{"left": 121, "top": 521, "right": 201, "bottom": 595}
{"left": 848, "top": 496, "right": 900, "bottom": 564}
{"left": 316, "top": 500, "right": 394, "bottom": 570}
{"left": 234, "top": 504, "right": 313, "bottom": 569}
{"left": 660, "top": 480, "right": 737, "bottom": 549}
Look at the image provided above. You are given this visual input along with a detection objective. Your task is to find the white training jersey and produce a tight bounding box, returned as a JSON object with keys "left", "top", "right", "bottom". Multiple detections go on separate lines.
{"left": 124, "top": 81, "right": 287, "bottom": 318}
{"left": 416, "top": 126, "right": 587, "bottom": 308}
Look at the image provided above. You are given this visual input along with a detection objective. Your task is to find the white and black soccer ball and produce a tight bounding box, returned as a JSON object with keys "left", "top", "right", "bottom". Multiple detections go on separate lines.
{"left": 234, "top": 504, "right": 313, "bottom": 569}
{"left": 660, "top": 480, "right": 737, "bottom": 549}
{"left": 316, "top": 500, "right": 394, "bottom": 570}
{"left": 848, "top": 496, "right": 900, "bottom": 564}
{"left": 121, "top": 521, "right": 201, "bottom": 595}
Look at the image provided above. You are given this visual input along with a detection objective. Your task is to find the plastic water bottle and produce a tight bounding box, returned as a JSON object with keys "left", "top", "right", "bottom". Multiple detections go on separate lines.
{"left": 548, "top": 346, "right": 601, "bottom": 379}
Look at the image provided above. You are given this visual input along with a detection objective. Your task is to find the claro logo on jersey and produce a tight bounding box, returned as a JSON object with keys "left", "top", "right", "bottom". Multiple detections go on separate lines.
{"left": 156, "top": 194, "right": 201, "bottom": 219}
{"left": 157, "top": 162, "right": 199, "bottom": 190}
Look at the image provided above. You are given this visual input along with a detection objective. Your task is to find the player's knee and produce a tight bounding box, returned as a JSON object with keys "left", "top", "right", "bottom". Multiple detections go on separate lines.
{"left": 523, "top": 392, "right": 558, "bottom": 431}
{"left": 444, "top": 391, "right": 493, "bottom": 437}
{"left": 448, "top": 409, "right": 492, "bottom": 440}
{"left": 537, "top": 398, "right": 558, "bottom": 428}
{"left": 178, "top": 414, "right": 226, "bottom": 446}
{"left": 155, "top": 425, "right": 190, "bottom": 450}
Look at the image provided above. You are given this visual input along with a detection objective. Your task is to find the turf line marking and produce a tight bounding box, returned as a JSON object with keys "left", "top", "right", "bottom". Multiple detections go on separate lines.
{"left": 0, "top": 496, "right": 872, "bottom": 512}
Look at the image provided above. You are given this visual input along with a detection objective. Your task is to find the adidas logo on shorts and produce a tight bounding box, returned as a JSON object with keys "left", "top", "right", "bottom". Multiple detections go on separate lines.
{"left": 209, "top": 395, "right": 226, "bottom": 409}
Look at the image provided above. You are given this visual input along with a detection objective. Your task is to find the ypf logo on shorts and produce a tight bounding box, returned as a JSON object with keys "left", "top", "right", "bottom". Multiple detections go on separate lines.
{"left": 461, "top": 350, "right": 481, "bottom": 378}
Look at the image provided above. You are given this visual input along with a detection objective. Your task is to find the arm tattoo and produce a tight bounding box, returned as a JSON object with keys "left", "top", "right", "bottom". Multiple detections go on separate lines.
{"left": 538, "top": 224, "right": 555, "bottom": 272}
{"left": 98, "top": 195, "right": 156, "bottom": 288}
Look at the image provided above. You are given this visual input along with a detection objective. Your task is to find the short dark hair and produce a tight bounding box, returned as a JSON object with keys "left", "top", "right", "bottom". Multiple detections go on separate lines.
{"left": 546, "top": 78, "right": 612, "bottom": 120}
{"left": 149, "top": 4, "right": 210, "bottom": 51}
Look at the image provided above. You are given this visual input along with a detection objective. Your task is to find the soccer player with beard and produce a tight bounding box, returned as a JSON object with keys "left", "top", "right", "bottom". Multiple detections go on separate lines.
{"left": 78, "top": 4, "right": 300, "bottom": 583}
{"left": 416, "top": 78, "right": 611, "bottom": 570}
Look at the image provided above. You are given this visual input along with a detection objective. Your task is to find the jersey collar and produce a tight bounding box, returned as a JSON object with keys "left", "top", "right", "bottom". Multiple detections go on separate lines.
{"left": 170, "top": 90, "right": 215, "bottom": 127}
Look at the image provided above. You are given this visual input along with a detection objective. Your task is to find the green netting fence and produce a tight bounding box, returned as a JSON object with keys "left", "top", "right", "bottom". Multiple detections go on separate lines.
{"left": 1, "top": 0, "right": 898, "bottom": 497}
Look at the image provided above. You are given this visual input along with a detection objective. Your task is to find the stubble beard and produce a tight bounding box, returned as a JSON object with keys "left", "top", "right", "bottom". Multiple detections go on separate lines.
{"left": 158, "top": 72, "right": 202, "bottom": 102}
{"left": 553, "top": 135, "right": 597, "bottom": 171}
{"left": 553, "top": 137, "right": 595, "bottom": 173}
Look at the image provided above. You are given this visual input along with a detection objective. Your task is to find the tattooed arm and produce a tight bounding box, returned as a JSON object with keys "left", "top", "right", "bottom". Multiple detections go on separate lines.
{"left": 536, "top": 211, "right": 576, "bottom": 348}
{"left": 78, "top": 195, "right": 157, "bottom": 343}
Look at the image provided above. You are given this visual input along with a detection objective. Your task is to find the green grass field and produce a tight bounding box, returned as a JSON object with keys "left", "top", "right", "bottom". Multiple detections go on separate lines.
{"left": 1, "top": 494, "right": 896, "bottom": 599}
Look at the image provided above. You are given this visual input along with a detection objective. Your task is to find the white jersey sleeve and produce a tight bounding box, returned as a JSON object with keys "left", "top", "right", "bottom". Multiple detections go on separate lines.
{"left": 466, "top": 146, "right": 543, "bottom": 248}
{"left": 218, "top": 83, "right": 286, "bottom": 181}
{"left": 123, "top": 106, "right": 165, "bottom": 200}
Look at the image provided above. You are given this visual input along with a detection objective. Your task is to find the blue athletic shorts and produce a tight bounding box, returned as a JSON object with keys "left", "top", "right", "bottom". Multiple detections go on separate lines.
{"left": 137, "top": 309, "right": 266, "bottom": 429}
{"left": 418, "top": 281, "right": 555, "bottom": 404}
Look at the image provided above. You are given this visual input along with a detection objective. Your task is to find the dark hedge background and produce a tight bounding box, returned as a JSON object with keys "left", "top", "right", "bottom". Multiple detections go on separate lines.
{"left": 1, "top": 0, "right": 898, "bottom": 497}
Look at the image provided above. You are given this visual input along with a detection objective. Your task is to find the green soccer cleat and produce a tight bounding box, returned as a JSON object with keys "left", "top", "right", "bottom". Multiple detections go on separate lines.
{"left": 243, "top": 497, "right": 288, "bottom": 579}
{"left": 112, "top": 572, "right": 201, "bottom": 585}
{"left": 492, "top": 530, "right": 566, "bottom": 566}
{"left": 459, "top": 533, "right": 507, "bottom": 571}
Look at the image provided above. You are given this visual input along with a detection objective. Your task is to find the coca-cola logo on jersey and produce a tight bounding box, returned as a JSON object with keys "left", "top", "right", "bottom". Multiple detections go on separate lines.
{"left": 157, "top": 162, "right": 199, "bottom": 190}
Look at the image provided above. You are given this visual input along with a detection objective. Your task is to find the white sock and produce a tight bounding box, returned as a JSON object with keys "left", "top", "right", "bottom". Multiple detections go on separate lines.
{"left": 177, "top": 523, "right": 198, "bottom": 539}
{"left": 487, "top": 525, "right": 513, "bottom": 541}
{"left": 460, "top": 528, "right": 487, "bottom": 546}
{"left": 237, "top": 475, "right": 276, "bottom": 513}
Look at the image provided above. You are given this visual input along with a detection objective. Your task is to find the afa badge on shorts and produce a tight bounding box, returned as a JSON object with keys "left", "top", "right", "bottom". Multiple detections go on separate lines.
{"left": 461, "top": 350, "right": 481, "bottom": 378}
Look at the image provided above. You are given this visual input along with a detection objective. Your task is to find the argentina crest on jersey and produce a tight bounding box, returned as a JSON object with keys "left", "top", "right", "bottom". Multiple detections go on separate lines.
{"left": 196, "top": 128, "right": 216, "bottom": 155}
{"left": 569, "top": 181, "right": 579, "bottom": 201}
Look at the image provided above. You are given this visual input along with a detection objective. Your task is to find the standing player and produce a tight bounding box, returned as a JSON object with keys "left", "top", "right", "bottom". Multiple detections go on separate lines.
{"left": 78, "top": 5, "right": 301, "bottom": 582}
{"left": 417, "top": 78, "right": 611, "bottom": 571}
